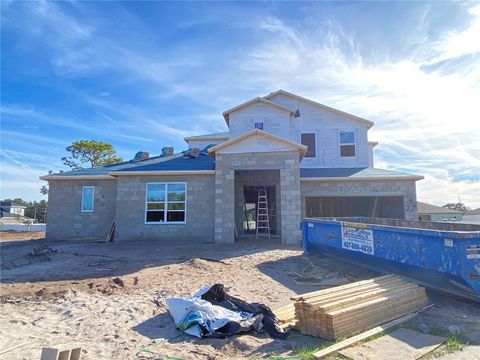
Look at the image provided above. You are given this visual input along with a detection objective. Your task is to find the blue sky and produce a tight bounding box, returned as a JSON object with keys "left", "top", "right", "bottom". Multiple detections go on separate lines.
{"left": 1, "top": 1, "right": 479, "bottom": 207}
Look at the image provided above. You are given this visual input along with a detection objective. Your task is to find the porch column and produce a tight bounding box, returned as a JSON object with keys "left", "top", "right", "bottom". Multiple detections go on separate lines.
{"left": 280, "top": 158, "right": 302, "bottom": 245}
{"left": 214, "top": 155, "right": 235, "bottom": 244}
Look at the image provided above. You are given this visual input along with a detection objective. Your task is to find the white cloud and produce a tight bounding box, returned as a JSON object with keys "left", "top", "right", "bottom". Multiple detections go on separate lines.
{"left": 2, "top": 2, "right": 479, "bottom": 207}
{"left": 0, "top": 157, "right": 53, "bottom": 201}
{"left": 426, "top": 4, "right": 480, "bottom": 64}
{"left": 229, "top": 8, "right": 480, "bottom": 207}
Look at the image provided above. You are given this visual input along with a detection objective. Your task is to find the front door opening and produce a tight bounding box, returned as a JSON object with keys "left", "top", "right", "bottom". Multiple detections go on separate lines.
{"left": 243, "top": 186, "right": 277, "bottom": 234}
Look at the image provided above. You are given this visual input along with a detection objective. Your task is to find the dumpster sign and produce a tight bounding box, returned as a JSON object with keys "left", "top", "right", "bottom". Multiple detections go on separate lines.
{"left": 341, "top": 226, "right": 374, "bottom": 255}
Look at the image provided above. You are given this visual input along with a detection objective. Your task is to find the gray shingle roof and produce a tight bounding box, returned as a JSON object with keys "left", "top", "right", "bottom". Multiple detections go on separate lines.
{"left": 44, "top": 160, "right": 420, "bottom": 180}
{"left": 184, "top": 132, "right": 228, "bottom": 140}
{"left": 417, "top": 202, "right": 462, "bottom": 214}
{"left": 47, "top": 151, "right": 214, "bottom": 177}
{"left": 300, "top": 167, "right": 421, "bottom": 179}
{"left": 119, "top": 152, "right": 215, "bottom": 172}
{"left": 465, "top": 208, "right": 480, "bottom": 215}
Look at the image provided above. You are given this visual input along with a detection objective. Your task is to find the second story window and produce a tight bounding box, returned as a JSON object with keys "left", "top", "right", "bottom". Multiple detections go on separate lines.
{"left": 340, "top": 131, "right": 356, "bottom": 157}
{"left": 254, "top": 122, "right": 264, "bottom": 130}
{"left": 301, "top": 133, "right": 316, "bottom": 158}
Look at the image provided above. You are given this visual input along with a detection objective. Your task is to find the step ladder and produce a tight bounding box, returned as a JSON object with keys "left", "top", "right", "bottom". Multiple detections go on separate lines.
{"left": 256, "top": 187, "right": 271, "bottom": 239}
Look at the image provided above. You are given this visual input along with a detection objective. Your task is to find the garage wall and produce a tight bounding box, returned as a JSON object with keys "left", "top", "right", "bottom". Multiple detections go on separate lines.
{"left": 300, "top": 180, "right": 418, "bottom": 220}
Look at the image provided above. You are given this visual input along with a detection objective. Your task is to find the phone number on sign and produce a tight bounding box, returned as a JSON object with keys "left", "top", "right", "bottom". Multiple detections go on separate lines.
{"left": 342, "top": 241, "right": 373, "bottom": 255}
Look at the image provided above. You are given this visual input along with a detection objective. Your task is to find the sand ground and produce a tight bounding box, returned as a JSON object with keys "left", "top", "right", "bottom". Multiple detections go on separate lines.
{"left": 1, "top": 232, "right": 479, "bottom": 359}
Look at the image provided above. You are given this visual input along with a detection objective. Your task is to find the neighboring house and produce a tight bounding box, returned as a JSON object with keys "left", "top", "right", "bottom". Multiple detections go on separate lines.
{"left": 416, "top": 202, "right": 463, "bottom": 222}
{"left": 0, "top": 201, "right": 26, "bottom": 218}
{"left": 462, "top": 208, "right": 480, "bottom": 224}
{"left": 41, "top": 90, "right": 423, "bottom": 245}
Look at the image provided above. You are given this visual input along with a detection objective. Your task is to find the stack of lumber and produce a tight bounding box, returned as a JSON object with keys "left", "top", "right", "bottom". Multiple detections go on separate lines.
{"left": 273, "top": 303, "right": 297, "bottom": 329}
{"left": 290, "top": 275, "right": 428, "bottom": 340}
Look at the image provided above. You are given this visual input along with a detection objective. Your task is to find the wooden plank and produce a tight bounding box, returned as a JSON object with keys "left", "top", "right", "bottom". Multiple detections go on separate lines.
{"left": 331, "top": 298, "right": 428, "bottom": 336}
{"left": 312, "top": 312, "right": 418, "bottom": 359}
{"left": 317, "top": 282, "right": 418, "bottom": 312}
{"left": 340, "top": 328, "right": 445, "bottom": 360}
{"left": 329, "top": 297, "right": 428, "bottom": 331}
{"left": 298, "top": 292, "right": 427, "bottom": 339}
{"left": 328, "top": 289, "right": 426, "bottom": 324}
{"left": 294, "top": 275, "right": 401, "bottom": 302}
{"left": 327, "top": 287, "right": 425, "bottom": 317}
{"left": 291, "top": 275, "right": 397, "bottom": 301}
{"left": 302, "top": 277, "right": 409, "bottom": 307}
{"left": 0, "top": 342, "right": 28, "bottom": 356}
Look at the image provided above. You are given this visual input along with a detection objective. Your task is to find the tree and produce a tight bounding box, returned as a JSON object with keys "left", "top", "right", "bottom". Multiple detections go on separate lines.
{"left": 40, "top": 185, "right": 49, "bottom": 196}
{"left": 442, "top": 203, "right": 471, "bottom": 213}
{"left": 1, "top": 198, "right": 48, "bottom": 223}
{"left": 62, "top": 140, "right": 123, "bottom": 170}
{"left": 40, "top": 170, "right": 54, "bottom": 196}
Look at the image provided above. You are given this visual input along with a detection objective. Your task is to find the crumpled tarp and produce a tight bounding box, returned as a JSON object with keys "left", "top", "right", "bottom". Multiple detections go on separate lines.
{"left": 166, "top": 284, "right": 289, "bottom": 339}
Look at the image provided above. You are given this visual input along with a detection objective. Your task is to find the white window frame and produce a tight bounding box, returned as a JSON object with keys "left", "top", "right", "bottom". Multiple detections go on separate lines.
{"left": 145, "top": 182, "right": 187, "bottom": 225}
{"left": 81, "top": 186, "right": 95, "bottom": 213}
{"left": 339, "top": 130, "right": 356, "bottom": 158}
{"left": 301, "top": 132, "right": 317, "bottom": 158}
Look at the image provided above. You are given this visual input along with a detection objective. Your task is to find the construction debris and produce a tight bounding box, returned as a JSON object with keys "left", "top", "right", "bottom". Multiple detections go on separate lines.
{"left": 166, "top": 284, "right": 289, "bottom": 339}
{"left": 274, "top": 275, "right": 429, "bottom": 341}
{"left": 40, "top": 346, "right": 82, "bottom": 360}
{"left": 30, "top": 242, "right": 57, "bottom": 259}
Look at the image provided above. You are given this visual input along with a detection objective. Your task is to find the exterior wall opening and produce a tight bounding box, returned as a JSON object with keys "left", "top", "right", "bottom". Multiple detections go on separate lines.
{"left": 305, "top": 196, "right": 405, "bottom": 219}
{"left": 242, "top": 186, "right": 277, "bottom": 234}
{"left": 234, "top": 169, "right": 281, "bottom": 240}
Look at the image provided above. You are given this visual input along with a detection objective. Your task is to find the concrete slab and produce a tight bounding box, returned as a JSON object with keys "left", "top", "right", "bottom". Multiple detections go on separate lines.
{"left": 437, "top": 345, "right": 480, "bottom": 360}
{"left": 340, "top": 328, "right": 444, "bottom": 360}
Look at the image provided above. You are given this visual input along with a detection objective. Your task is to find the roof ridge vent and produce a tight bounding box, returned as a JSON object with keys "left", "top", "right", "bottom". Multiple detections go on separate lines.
{"left": 133, "top": 151, "right": 150, "bottom": 161}
{"left": 183, "top": 147, "right": 200, "bottom": 159}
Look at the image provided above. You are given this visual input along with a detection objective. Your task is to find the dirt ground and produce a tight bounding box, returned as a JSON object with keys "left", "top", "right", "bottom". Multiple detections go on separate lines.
{"left": 1, "top": 231, "right": 479, "bottom": 360}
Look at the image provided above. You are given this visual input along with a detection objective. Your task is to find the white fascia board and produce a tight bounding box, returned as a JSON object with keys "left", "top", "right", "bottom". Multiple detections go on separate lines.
{"left": 40, "top": 175, "right": 116, "bottom": 181}
{"left": 184, "top": 134, "right": 229, "bottom": 141}
{"left": 300, "top": 176, "right": 424, "bottom": 182}
{"left": 109, "top": 170, "right": 215, "bottom": 176}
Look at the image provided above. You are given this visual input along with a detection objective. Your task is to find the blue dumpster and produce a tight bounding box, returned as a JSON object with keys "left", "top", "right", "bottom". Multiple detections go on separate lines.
{"left": 301, "top": 217, "right": 480, "bottom": 301}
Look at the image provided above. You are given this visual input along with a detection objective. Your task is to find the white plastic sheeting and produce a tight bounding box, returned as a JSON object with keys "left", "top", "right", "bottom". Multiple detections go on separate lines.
{"left": 166, "top": 285, "right": 261, "bottom": 338}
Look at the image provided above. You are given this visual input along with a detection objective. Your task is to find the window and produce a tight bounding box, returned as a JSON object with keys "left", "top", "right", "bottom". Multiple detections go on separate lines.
{"left": 145, "top": 183, "right": 186, "bottom": 224}
{"left": 301, "top": 133, "right": 316, "bottom": 158}
{"left": 81, "top": 186, "right": 94, "bottom": 212}
{"left": 254, "top": 122, "right": 264, "bottom": 130}
{"left": 340, "top": 131, "right": 356, "bottom": 157}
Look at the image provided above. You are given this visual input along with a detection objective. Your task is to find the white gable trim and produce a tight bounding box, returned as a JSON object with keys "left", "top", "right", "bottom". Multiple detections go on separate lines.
{"left": 40, "top": 175, "right": 116, "bottom": 181}
{"left": 264, "top": 89, "right": 374, "bottom": 128}
{"left": 222, "top": 97, "right": 295, "bottom": 124}
{"left": 110, "top": 170, "right": 215, "bottom": 176}
{"left": 208, "top": 129, "right": 307, "bottom": 159}
{"left": 300, "top": 175, "right": 424, "bottom": 182}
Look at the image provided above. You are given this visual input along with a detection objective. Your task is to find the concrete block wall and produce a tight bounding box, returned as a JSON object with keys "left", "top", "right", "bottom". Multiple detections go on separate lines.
{"left": 115, "top": 175, "right": 215, "bottom": 242}
{"left": 46, "top": 179, "right": 117, "bottom": 240}
{"left": 215, "top": 151, "right": 302, "bottom": 245}
{"left": 300, "top": 180, "right": 418, "bottom": 220}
